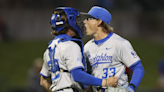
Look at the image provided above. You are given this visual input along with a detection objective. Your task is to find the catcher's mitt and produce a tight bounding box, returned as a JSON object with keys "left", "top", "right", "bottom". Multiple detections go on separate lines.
{"left": 107, "top": 86, "right": 134, "bottom": 92}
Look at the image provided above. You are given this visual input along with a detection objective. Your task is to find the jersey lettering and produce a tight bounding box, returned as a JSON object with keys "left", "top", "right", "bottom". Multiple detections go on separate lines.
{"left": 89, "top": 53, "right": 113, "bottom": 67}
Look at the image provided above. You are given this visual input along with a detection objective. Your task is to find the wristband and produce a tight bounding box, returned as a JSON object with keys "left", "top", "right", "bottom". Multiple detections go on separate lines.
{"left": 129, "top": 83, "right": 135, "bottom": 90}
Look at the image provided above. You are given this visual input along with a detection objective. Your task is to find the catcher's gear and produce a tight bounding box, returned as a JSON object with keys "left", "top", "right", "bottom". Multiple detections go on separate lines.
{"left": 107, "top": 86, "right": 134, "bottom": 92}
{"left": 50, "top": 7, "right": 83, "bottom": 38}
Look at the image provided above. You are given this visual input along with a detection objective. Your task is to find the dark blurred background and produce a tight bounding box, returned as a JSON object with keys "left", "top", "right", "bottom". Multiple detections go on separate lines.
{"left": 0, "top": 0, "right": 164, "bottom": 92}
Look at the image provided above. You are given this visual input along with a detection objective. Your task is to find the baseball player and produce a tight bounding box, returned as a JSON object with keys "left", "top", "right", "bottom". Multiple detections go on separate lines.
{"left": 78, "top": 6, "right": 145, "bottom": 92}
{"left": 39, "top": 7, "right": 118, "bottom": 92}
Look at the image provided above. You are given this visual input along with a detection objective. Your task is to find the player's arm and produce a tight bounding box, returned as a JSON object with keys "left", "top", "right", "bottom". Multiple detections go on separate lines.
{"left": 40, "top": 76, "right": 52, "bottom": 92}
{"left": 40, "top": 51, "right": 52, "bottom": 92}
{"left": 128, "top": 61, "right": 145, "bottom": 91}
{"left": 70, "top": 68, "right": 118, "bottom": 87}
{"left": 118, "top": 40, "right": 145, "bottom": 91}
{"left": 65, "top": 43, "right": 118, "bottom": 87}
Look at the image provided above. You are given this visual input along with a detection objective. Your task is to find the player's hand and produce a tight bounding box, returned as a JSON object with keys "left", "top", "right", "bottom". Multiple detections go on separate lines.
{"left": 107, "top": 76, "right": 118, "bottom": 87}
{"left": 101, "top": 76, "right": 118, "bottom": 87}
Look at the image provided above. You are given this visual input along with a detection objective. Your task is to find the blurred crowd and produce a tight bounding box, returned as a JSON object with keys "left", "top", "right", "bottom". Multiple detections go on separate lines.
{"left": 0, "top": 0, "right": 163, "bottom": 11}
{"left": 0, "top": 0, "right": 164, "bottom": 41}
{"left": 26, "top": 58, "right": 46, "bottom": 92}
{"left": 157, "top": 52, "right": 164, "bottom": 91}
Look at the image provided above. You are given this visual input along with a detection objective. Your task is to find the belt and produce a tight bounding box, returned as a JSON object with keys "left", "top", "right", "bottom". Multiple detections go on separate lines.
{"left": 60, "top": 69, "right": 69, "bottom": 72}
{"left": 97, "top": 87, "right": 106, "bottom": 92}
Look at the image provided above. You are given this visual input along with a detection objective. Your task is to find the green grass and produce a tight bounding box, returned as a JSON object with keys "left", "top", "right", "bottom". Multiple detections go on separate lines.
{"left": 128, "top": 38, "right": 164, "bottom": 90}
{"left": 0, "top": 38, "right": 164, "bottom": 90}
{"left": 0, "top": 40, "right": 49, "bottom": 87}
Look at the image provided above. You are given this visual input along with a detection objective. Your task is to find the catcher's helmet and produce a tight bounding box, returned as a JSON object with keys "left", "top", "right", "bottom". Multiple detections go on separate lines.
{"left": 50, "top": 7, "right": 83, "bottom": 38}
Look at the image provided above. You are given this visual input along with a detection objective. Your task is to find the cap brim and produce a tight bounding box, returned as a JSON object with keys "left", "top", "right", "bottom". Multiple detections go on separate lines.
{"left": 80, "top": 12, "right": 95, "bottom": 18}
{"left": 76, "top": 12, "right": 93, "bottom": 23}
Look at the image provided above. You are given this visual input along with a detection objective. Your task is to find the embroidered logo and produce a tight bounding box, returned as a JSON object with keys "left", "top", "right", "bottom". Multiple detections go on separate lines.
{"left": 106, "top": 48, "right": 111, "bottom": 50}
{"left": 131, "top": 51, "right": 137, "bottom": 58}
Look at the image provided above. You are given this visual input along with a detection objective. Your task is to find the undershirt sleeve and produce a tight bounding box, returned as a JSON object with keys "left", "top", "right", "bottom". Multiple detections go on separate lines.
{"left": 70, "top": 68, "right": 102, "bottom": 86}
{"left": 129, "top": 61, "right": 145, "bottom": 91}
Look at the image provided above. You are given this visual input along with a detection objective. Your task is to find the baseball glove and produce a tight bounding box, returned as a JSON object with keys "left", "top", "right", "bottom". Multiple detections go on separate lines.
{"left": 107, "top": 86, "right": 134, "bottom": 92}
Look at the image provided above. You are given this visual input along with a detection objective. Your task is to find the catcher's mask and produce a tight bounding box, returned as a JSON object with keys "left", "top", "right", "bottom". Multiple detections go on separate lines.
{"left": 50, "top": 7, "right": 84, "bottom": 39}
{"left": 75, "top": 14, "right": 88, "bottom": 36}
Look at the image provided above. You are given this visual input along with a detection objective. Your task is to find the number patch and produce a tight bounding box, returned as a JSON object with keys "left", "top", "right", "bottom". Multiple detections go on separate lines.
{"left": 48, "top": 59, "right": 60, "bottom": 72}
{"left": 102, "top": 67, "right": 115, "bottom": 78}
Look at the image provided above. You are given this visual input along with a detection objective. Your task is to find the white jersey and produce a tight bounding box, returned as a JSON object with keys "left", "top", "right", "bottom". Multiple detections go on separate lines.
{"left": 84, "top": 33, "right": 140, "bottom": 90}
{"left": 40, "top": 38, "right": 84, "bottom": 92}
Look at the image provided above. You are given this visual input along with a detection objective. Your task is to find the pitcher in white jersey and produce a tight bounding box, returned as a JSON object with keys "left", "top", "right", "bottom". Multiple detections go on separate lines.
{"left": 39, "top": 7, "right": 118, "bottom": 92}
{"left": 78, "top": 6, "right": 145, "bottom": 92}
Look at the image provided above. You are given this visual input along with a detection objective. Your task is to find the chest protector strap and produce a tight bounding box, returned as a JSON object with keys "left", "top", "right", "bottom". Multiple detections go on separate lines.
{"left": 47, "top": 35, "right": 86, "bottom": 73}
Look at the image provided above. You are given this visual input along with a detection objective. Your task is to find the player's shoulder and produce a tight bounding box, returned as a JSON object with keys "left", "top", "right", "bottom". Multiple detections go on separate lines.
{"left": 112, "top": 33, "right": 130, "bottom": 43}
{"left": 59, "top": 40, "right": 80, "bottom": 50}
{"left": 48, "top": 38, "right": 80, "bottom": 51}
{"left": 112, "top": 33, "right": 132, "bottom": 46}
{"left": 85, "top": 38, "right": 94, "bottom": 45}
{"left": 84, "top": 38, "right": 94, "bottom": 49}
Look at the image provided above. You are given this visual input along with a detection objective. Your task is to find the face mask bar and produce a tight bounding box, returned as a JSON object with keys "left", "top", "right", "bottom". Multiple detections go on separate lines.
{"left": 76, "top": 15, "right": 86, "bottom": 36}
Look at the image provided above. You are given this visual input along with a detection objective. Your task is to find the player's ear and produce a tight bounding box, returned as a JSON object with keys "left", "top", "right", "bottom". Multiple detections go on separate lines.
{"left": 97, "top": 19, "right": 102, "bottom": 27}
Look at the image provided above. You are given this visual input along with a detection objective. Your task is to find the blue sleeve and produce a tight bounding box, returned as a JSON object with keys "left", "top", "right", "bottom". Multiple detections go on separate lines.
{"left": 70, "top": 68, "right": 102, "bottom": 86}
{"left": 129, "top": 61, "right": 145, "bottom": 91}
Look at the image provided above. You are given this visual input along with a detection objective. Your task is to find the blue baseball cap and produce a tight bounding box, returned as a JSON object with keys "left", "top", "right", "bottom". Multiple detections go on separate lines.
{"left": 80, "top": 6, "right": 112, "bottom": 25}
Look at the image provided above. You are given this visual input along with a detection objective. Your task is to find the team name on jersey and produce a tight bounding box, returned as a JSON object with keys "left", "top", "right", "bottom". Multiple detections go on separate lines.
{"left": 88, "top": 53, "right": 113, "bottom": 67}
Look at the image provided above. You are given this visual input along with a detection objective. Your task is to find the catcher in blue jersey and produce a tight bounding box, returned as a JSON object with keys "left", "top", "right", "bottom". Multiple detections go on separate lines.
{"left": 77, "top": 6, "right": 145, "bottom": 92}
{"left": 39, "top": 7, "right": 118, "bottom": 92}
